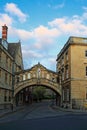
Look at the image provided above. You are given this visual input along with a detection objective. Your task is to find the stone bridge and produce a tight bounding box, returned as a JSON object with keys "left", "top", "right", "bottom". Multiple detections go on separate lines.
{"left": 14, "top": 63, "right": 61, "bottom": 105}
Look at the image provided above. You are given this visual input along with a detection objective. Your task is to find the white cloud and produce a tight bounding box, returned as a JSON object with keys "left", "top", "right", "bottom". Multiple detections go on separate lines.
{"left": 0, "top": 13, "right": 13, "bottom": 26}
{"left": 32, "top": 25, "right": 60, "bottom": 49}
{"left": 53, "top": 3, "right": 64, "bottom": 9}
{"left": 34, "top": 25, "right": 59, "bottom": 38}
{"left": 48, "top": 14, "right": 87, "bottom": 36}
{"left": 48, "top": 2, "right": 64, "bottom": 9}
{"left": 5, "top": 3, "right": 27, "bottom": 22}
{"left": 23, "top": 50, "right": 43, "bottom": 59}
{"left": 16, "top": 29, "right": 33, "bottom": 40}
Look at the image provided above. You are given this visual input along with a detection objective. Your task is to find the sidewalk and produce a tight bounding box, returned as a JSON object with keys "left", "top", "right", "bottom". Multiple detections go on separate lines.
{"left": 0, "top": 105, "right": 24, "bottom": 118}
{"left": 52, "top": 105, "right": 87, "bottom": 113}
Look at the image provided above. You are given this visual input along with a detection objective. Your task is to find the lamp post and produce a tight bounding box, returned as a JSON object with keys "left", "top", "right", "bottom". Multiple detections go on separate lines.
{"left": 11, "top": 60, "right": 15, "bottom": 110}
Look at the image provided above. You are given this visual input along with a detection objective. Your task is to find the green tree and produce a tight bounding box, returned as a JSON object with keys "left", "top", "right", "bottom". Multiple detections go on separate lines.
{"left": 32, "top": 86, "right": 46, "bottom": 102}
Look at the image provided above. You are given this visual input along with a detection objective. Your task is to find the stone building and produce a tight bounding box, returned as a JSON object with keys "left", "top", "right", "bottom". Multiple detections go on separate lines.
{"left": 56, "top": 36, "right": 87, "bottom": 109}
{"left": 0, "top": 25, "right": 23, "bottom": 109}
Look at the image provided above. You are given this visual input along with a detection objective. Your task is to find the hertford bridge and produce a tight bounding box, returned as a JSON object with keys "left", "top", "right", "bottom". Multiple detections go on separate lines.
{"left": 14, "top": 63, "right": 61, "bottom": 105}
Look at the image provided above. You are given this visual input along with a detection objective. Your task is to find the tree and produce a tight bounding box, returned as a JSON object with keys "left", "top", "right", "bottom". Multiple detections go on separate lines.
{"left": 32, "top": 86, "right": 46, "bottom": 102}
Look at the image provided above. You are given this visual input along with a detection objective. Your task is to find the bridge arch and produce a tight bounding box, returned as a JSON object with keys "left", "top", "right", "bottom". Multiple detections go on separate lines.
{"left": 14, "top": 63, "right": 61, "bottom": 105}
{"left": 14, "top": 77, "right": 61, "bottom": 96}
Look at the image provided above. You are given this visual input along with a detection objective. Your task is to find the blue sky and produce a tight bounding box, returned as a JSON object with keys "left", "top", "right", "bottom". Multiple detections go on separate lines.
{"left": 0, "top": 0, "right": 87, "bottom": 71}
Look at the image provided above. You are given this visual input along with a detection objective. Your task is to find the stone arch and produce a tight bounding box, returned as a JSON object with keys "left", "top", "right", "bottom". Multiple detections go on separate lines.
{"left": 14, "top": 78, "right": 61, "bottom": 96}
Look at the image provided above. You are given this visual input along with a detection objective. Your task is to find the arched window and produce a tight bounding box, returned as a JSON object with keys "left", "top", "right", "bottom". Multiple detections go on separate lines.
{"left": 47, "top": 74, "right": 50, "bottom": 79}
{"left": 23, "top": 74, "right": 26, "bottom": 80}
{"left": 28, "top": 73, "right": 31, "bottom": 79}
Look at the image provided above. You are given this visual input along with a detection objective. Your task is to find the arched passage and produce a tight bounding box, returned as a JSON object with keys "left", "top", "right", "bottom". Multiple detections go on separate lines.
{"left": 14, "top": 82, "right": 61, "bottom": 106}
{"left": 14, "top": 63, "right": 61, "bottom": 106}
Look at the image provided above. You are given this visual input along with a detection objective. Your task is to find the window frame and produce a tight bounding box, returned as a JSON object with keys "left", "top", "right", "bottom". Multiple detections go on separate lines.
{"left": 86, "top": 66, "right": 87, "bottom": 76}
{"left": 85, "top": 50, "right": 87, "bottom": 57}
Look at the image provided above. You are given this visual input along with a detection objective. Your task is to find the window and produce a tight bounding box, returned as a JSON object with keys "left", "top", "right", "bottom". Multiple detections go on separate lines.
{"left": 52, "top": 77, "right": 55, "bottom": 82}
{"left": 9, "top": 96, "right": 11, "bottom": 101}
{"left": 86, "top": 87, "right": 87, "bottom": 100}
{"left": 5, "top": 73, "right": 7, "bottom": 83}
{"left": 6, "top": 56, "right": 8, "bottom": 68}
{"left": 85, "top": 50, "right": 87, "bottom": 57}
{"left": 47, "top": 74, "right": 50, "bottom": 79}
{"left": 66, "top": 88, "right": 69, "bottom": 101}
{"left": 66, "top": 65, "right": 69, "bottom": 79}
{"left": 4, "top": 90, "right": 7, "bottom": 102}
{"left": 9, "top": 91, "right": 11, "bottom": 101}
{"left": 23, "top": 74, "right": 26, "bottom": 80}
{"left": 9, "top": 75, "right": 11, "bottom": 85}
{"left": 62, "top": 68, "right": 64, "bottom": 80}
{"left": 62, "top": 56, "right": 64, "bottom": 65}
{"left": 26, "top": 95, "right": 28, "bottom": 101}
{"left": 0, "top": 69, "right": 1, "bottom": 78}
{"left": 62, "top": 89, "right": 64, "bottom": 101}
{"left": 28, "top": 73, "right": 31, "bottom": 79}
{"left": 0, "top": 49, "right": 2, "bottom": 62}
{"left": 66, "top": 51, "right": 68, "bottom": 61}
{"left": 63, "top": 88, "right": 69, "bottom": 102}
{"left": 86, "top": 67, "right": 87, "bottom": 76}
{"left": 17, "top": 76, "right": 20, "bottom": 82}
{"left": 9, "top": 60, "right": 12, "bottom": 71}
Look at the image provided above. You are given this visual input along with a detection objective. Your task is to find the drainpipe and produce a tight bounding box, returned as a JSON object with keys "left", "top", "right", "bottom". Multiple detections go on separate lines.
{"left": 12, "top": 60, "right": 15, "bottom": 106}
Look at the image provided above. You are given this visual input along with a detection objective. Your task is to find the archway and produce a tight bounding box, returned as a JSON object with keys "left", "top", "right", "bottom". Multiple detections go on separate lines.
{"left": 15, "top": 85, "right": 61, "bottom": 107}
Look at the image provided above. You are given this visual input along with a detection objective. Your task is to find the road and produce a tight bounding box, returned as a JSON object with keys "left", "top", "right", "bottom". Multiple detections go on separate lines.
{"left": 0, "top": 100, "right": 87, "bottom": 130}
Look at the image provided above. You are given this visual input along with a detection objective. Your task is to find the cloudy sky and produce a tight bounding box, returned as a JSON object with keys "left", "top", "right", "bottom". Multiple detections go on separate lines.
{"left": 0, "top": 0, "right": 87, "bottom": 71}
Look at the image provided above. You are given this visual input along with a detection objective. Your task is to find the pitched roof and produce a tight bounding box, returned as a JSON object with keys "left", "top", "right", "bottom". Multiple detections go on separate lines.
{"left": 8, "top": 42, "right": 20, "bottom": 58}
{"left": 15, "top": 62, "right": 57, "bottom": 75}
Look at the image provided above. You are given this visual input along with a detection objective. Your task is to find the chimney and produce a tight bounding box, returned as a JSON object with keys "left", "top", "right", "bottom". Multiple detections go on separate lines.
{"left": 2, "top": 24, "right": 8, "bottom": 40}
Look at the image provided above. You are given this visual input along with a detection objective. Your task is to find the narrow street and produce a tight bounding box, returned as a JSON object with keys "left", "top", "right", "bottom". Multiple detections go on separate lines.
{"left": 0, "top": 100, "right": 67, "bottom": 123}
{"left": 0, "top": 100, "right": 87, "bottom": 130}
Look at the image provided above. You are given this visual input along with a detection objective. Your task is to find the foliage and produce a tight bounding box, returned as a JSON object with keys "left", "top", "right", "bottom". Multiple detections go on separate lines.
{"left": 32, "top": 86, "right": 46, "bottom": 102}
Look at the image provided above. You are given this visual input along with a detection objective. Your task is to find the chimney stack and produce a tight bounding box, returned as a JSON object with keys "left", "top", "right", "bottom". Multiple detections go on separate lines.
{"left": 2, "top": 24, "right": 8, "bottom": 40}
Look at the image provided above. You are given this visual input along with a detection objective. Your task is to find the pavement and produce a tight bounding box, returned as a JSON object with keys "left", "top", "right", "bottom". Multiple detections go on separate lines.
{"left": 0, "top": 105, "right": 24, "bottom": 118}
{"left": 52, "top": 105, "right": 87, "bottom": 113}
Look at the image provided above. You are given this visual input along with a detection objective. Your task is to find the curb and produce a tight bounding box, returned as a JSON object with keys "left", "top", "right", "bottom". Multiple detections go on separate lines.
{"left": 52, "top": 106, "right": 87, "bottom": 113}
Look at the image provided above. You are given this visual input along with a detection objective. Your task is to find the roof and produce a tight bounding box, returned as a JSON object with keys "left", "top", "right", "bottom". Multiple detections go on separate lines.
{"left": 15, "top": 62, "right": 57, "bottom": 75}
{"left": 56, "top": 36, "right": 87, "bottom": 61}
{"left": 8, "top": 42, "right": 20, "bottom": 58}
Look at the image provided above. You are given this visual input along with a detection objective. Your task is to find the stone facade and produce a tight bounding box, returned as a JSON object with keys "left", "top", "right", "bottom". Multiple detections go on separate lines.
{"left": 0, "top": 25, "right": 23, "bottom": 109}
{"left": 56, "top": 36, "right": 87, "bottom": 108}
{"left": 14, "top": 63, "right": 61, "bottom": 105}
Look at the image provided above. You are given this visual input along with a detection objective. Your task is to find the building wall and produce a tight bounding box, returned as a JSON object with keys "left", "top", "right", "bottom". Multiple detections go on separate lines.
{"left": 56, "top": 37, "right": 87, "bottom": 108}
{"left": 71, "top": 44, "right": 87, "bottom": 78}
{"left": 0, "top": 43, "right": 23, "bottom": 109}
{"left": 0, "top": 45, "right": 13, "bottom": 108}
{"left": 70, "top": 44, "right": 87, "bottom": 107}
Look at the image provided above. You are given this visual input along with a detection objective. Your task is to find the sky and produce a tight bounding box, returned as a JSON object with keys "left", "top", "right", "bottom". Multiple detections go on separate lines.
{"left": 0, "top": 0, "right": 87, "bottom": 71}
